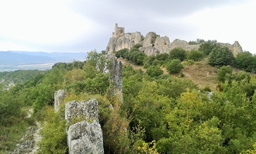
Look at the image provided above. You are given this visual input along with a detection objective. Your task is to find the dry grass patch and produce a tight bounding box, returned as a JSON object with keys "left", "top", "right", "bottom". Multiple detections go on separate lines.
{"left": 182, "top": 62, "right": 218, "bottom": 91}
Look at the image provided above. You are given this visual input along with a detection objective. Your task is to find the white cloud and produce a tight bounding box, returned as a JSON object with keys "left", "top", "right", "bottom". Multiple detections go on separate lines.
{"left": 184, "top": 0, "right": 256, "bottom": 52}
{"left": 0, "top": 0, "right": 97, "bottom": 46}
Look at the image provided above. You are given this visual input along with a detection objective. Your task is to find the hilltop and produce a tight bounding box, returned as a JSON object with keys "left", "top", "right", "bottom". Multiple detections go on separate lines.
{"left": 106, "top": 23, "right": 243, "bottom": 56}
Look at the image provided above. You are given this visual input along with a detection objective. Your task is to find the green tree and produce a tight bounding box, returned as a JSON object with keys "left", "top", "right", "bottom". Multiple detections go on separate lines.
{"left": 235, "top": 51, "right": 255, "bottom": 72}
{"left": 208, "top": 46, "right": 235, "bottom": 67}
{"left": 187, "top": 50, "right": 204, "bottom": 61}
{"left": 166, "top": 59, "right": 183, "bottom": 74}
{"left": 169, "top": 48, "right": 187, "bottom": 61}
{"left": 146, "top": 65, "right": 163, "bottom": 77}
{"left": 217, "top": 65, "right": 233, "bottom": 82}
{"left": 199, "top": 40, "right": 217, "bottom": 55}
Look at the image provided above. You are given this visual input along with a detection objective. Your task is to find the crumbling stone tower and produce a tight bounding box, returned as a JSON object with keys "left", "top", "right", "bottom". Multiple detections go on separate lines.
{"left": 112, "top": 23, "right": 125, "bottom": 38}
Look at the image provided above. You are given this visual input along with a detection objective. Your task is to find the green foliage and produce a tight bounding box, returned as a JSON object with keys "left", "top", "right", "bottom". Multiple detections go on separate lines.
{"left": 115, "top": 45, "right": 146, "bottom": 65}
{"left": 169, "top": 48, "right": 187, "bottom": 61}
{"left": 3, "top": 48, "right": 256, "bottom": 154}
{"left": 115, "top": 48, "right": 129, "bottom": 58}
{"left": 166, "top": 59, "right": 183, "bottom": 74}
{"left": 199, "top": 40, "right": 217, "bottom": 55}
{"left": 146, "top": 65, "right": 163, "bottom": 77}
{"left": 38, "top": 107, "right": 67, "bottom": 154}
{"left": 235, "top": 52, "right": 255, "bottom": 72}
{"left": 217, "top": 65, "right": 233, "bottom": 82}
{"left": 0, "top": 70, "right": 44, "bottom": 85}
{"left": 187, "top": 50, "right": 204, "bottom": 61}
{"left": 208, "top": 46, "right": 235, "bottom": 67}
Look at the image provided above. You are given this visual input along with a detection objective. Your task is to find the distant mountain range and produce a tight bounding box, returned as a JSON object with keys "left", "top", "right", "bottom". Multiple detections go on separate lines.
{"left": 0, "top": 51, "right": 87, "bottom": 71}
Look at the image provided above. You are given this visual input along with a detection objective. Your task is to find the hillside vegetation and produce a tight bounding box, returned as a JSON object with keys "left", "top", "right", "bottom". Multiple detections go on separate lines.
{"left": 1, "top": 40, "right": 256, "bottom": 153}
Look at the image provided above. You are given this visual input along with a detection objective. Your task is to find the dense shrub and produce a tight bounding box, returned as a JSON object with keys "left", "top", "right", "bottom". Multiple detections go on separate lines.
{"left": 217, "top": 65, "right": 233, "bottom": 82}
{"left": 199, "top": 40, "right": 217, "bottom": 55}
{"left": 187, "top": 50, "right": 204, "bottom": 61}
{"left": 166, "top": 59, "right": 183, "bottom": 74}
{"left": 169, "top": 48, "right": 187, "bottom": 61}
{"left": 146, "top": 65, "right": 163, "bottom": 77}
{"left": 235, "top": 51, "right": 255, "bottom": 72}
{"left": 208, "top": 46, "right": 235, "bottom": 67}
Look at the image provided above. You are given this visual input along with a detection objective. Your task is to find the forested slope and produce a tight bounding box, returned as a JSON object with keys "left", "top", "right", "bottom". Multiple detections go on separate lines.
{"left": 1, "top": 41, "right": 256, "bottom": 153}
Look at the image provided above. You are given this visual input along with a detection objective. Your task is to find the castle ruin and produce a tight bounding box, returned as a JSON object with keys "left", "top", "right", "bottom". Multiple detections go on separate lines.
{"left": 112, "top": 23, "right": 125, "bottom": 38}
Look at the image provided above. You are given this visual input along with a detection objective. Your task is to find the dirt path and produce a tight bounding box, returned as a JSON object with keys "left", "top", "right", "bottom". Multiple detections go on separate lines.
{"left": 29, "top": 121, "right": 42, "bottom": 154}
{"left": 12, "top": 108, "right": 42, "bottom": 154}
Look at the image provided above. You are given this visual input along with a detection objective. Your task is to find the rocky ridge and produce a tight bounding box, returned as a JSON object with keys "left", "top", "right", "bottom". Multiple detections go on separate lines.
{"left": 106, "top": 24, "right": 243, "bottom": 56}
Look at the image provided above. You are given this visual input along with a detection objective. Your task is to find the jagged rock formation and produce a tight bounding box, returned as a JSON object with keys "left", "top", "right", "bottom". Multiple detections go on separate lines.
{"left": 106, "top": 24, "right": 243, "bottom": 56}
{"left": 54, "top": 89, "right": 65, "bottom": 112}
{"left": 217, "top": 41, "right": 243, "bottom": 56}
{"left": 67, "top": 120, "right": 104, "bottom": 154}
{"left": 108, "top": 55, "right": 123, "bottom": 102}
{"left": 65, "top": 99, "right": 104, "bottom": 154}
{"left": 106, "top": 24, "right": 142, "bottom": 54}
{"left": 65, "top": 99, "right": 99, "bottom": 123}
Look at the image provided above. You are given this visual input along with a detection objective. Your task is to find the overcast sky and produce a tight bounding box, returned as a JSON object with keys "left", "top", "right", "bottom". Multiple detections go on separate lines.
{"left": 0, "top": 0, "right": 255, "bottom": 53}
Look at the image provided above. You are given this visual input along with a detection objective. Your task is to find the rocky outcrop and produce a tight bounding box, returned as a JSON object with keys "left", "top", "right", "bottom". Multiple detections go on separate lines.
{"left": 106, "top": 33, "right": 142, "bottom": 54}
{"left": 106, "top": 24, "right": 243, "bottom": 56}
{"left": 65, "top": 99, "right": 104, "bottom": 154}
{"left": 109, "top": 56, "right": 123, "bottom": 102}
{"left": 67, "top": 120, "right": 104, "bottom": 154}
{"left": 170, "top": 39, "right": 200, "bottom": 51}
{"left": 54, "top": 89, "right": 65, "bottom": 112}
{"left": 65, "top": 99, "right": 99, "bottom": 123}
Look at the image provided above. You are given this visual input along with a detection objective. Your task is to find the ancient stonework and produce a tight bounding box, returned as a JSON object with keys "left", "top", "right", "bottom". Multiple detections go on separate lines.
{"left": 54, "top": 89, "right": 65, "bottom": 112}
{"left": 65, "top": 99, "right": 104, "bottom": 154}
{"left": 106, "top": 24, "right": 243, "bottom": 56}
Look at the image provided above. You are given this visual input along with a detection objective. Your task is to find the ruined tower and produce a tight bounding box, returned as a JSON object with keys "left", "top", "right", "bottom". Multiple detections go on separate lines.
{"left": 112, "top": 23, "right": 125, "bottom": 37}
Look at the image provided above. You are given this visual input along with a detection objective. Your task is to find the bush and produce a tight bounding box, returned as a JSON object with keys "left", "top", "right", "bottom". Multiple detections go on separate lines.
{"left": 199, "top": 40, "right": 217, "bottom": 55}
{"left": 166, "top": 59, "right": 183, "bottom": 74}
{"left": 217, "top": 65, "right": 233, "bottom": 82}
{"left": 146, "top": 65, "right": 163, "bottom": 77}
{"left": 208, "top": 46, "right": 235, "bottom": 67}
{"left": 235, "top": 52, "right": 255, "bottom": 72}
{"left": 187, "top": 50, "right": 204, "bottom": 61}
{"left": 169, "top": 48, "right": 187, "bottom": 61}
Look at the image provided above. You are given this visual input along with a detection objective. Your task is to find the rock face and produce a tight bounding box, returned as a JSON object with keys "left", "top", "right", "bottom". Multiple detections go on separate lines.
{"left": 65, "top": 99, "right": 104, "bottom": 154}
{"left": 170, "top": 39, "right": 200, "bottom": 51}
{"left": 65, "top": 99, "right": 99, "bottom": 123}
{"left": 109, "top": 55, "right": 123, "bottom": 102}
{"left": 106, "top": 24, "right": 142, "bottom": 54}
{"left": 54, "top": 89, "right": 65, "bottom": 112}
{"left": 67, "top": 120, "right": 104, "bottom": 154}
{"left": 106, "top": 24, "right": 243, "bottom": 56}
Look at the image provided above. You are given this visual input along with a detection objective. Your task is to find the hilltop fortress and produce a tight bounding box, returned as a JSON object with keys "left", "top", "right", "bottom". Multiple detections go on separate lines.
{"left": 106, "top": 24, "right": 243, "bottom": 56}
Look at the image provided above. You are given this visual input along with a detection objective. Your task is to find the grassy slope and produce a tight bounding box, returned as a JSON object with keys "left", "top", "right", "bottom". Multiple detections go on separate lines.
{"left": 118, "top": 57, "right": 219, "bottom": 91}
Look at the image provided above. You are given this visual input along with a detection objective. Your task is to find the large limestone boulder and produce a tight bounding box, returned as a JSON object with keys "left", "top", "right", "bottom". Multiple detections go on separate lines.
{"left": 65, "top": 99, "right": 104, "bottom": 154}
{"left": 67, "top": 120, "right": 104, "bottom": 154}
{"left": 170, "top": 39, "right": 200, "bottom": 51}
{"left": 106, "top": 31, "right": 142, "bottom": 54}
{"left": 232, "top": 41, "right": 243, "bottom": 56}
{"left": 65, "top": 99, "right": 99, "bottom": 123}
{"left": 155, "top": 36, "right": 171, "bottom": 54}
{"left": 54, "top": 89, "right": 65, "bottom": 112}
{"left": 143, "top": 32, "right": 158, "bottom": 47}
